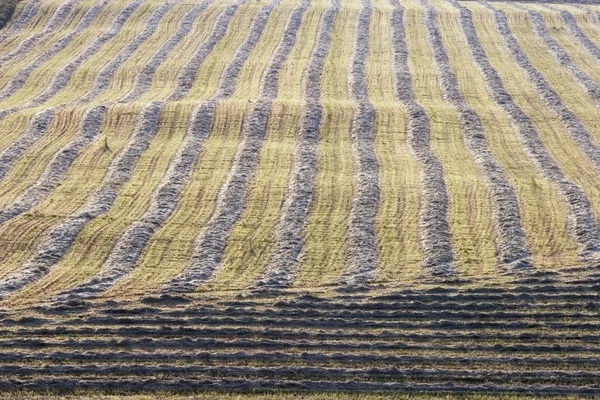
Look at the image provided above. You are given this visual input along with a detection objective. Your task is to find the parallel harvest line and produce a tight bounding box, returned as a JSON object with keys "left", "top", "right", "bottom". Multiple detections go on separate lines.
{"left": 422, "top": 0, "right": 532, "bottom": 273}
{"left": 0, "top": 0, "right": 109, "bottom": 105}
{"left": 338, "top": 0, "right": 379, "bottom": 287}
{"left": 53, "top": 0, "right": 252, "bottom": 301}
{"left": 0, "top": 0, "right": 219, "bottom": 298}
{"left": 77, "top": 0, "right": 181, "bottom": 104}
{"left": 0, "top": 376, "right": 597, "bottom": 395}
{"left": 0, "top": 0, "right": 41, "bottom": 45}
{"left": 0, "top": 106, "right": 107, "bottom": 225}
{"left": 28, "top": 0, "right": 148, "bottom": 108}
{"left": 551, "top": 6, "right": 600, "bottom": 61}
{"left": 170, "top": 0, "right": 248, "bottom": 101}
{"left": 0, "top": 0, "right": 83, "bottom": 71}
{"left": 481, "top": 2, "right": 600, "bottom": 261}
{"left": 166, "top": 0, "right": 308, "bottom": 293}
{"left": 389, "top": 0, "right": 454, "bottom": 277}
{"left": 256, "top": 0, "right": 339, "bottom": 289}
{"left": 520, "top": 6, "right": 600, "bottom": 107}
{"left": 120, "top": 0, "right": 215, "bottom": 102}
{"left": 0, "top": 101, "right": 163, "bottom": 299}
{"left": 0, "top": 0, "right": 175, "bottom": 225}
{"left": 449, "top": 0, "right": 600, "bottom": 261}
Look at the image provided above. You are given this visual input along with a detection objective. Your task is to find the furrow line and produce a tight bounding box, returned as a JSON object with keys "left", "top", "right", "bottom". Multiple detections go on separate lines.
{"left": 0, "top": 0, "right": 82, "bottom": 66}
{"left": 45, "top": 313, "right": 600, "bottom": 331}
{"left": 56, "top": 306, "right": 600, "bottom": 323}
{"left": 520, "top": 6, "right": 600, "bottom": 107}
{"left": 0, "top": 364, "right": 598, "bottom": 385}
{"left": 480, "top": 2, "right": 600, "bottom": 261}
{"left": 389, "top": 0, "right": 454, "bottom": 277}
{"left": 169, "top": 0, "right": 249, "bottom": 101}
{"left": 0, "top": 0, "right": 109, "bottom": 104}
{"left": 0, "top": 0, "right": 42, "bottom": 45}
{"left": 6, "top": 325, "right": 600, "bottom": 344}
{"left": 77, "top": 0, "right": 181, "bottom": 104}
{"left": 120, "top": 0, "right": 215, "bottom": 103}
{"left": 2, "top": 336, "right": 600, "bottom": 354}
{"left": 0, "top": 375, "right": 598, "bottom": 394}
{"left": 256, "top": 0, "right": 340, "bottom": 289}
{"left": 338, "top": 0, "right": 380, "bottom": 287}
{"left": 166, "top": 0, "right": 309, "bottom": 293}
{"left": 423, "top": 0, "right": 532, "bottom": 273}
{"left": 448, "top": 0, "right": 600, "bottom": 260}
{"left": 0, "top": 102, "right": 164, "bottom": 299}
{"left": 0, "top": 106, "right": 107, "bottom": 225}
{"left": 0, "top": 0, "right": 184, "bottom": 295}
{"left": 53, "top": 0, "right": 258, "bottom": 301}
{"left": 4, "top": 349, "right": 600, "bottom": 368}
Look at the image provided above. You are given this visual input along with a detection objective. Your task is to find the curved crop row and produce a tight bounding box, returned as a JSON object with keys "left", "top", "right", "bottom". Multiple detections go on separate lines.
{"left": 167, "top": 0, "right": 308, "bottom": 293}
{"left": 450, "top": 0, "right": 600, "bottom": 261}
{"left": 120, "top": 0, "right": 214, "bottom": 103}
{"left": 52, "top": 1, "right": 253, "bottom": 301}
{"left": 0, "top": 0, "right": 109, "bottom": 105}
{"left": 256, "top": 0, "right": 339, "bottom": 289}
{"left": 0, "top": 0, "right": 41, "bottom": 41}
{"left": 0, "top": 0, "right": 83, "bottom": 68}
{"left": 390, "top": 0, "right": 454, "bottom": 277}
{"left": 481, "top": 2, "right": 600, "bottom": 257}
{"left": 422, "top": 0, "right": 532, "bottom": 274}
{"left": 0, "top": 102, "right": 163, "bottom": 299}
{"left": 521, "top": 6, "right": 600, "bottom": 107}
{"left": 338, "top": 0, "right": 379, "bottom": 287}
{"left": 78, "top": 0, "right": 181, "bottom": 104}
{"left": 0, "top": 106, "right": 107, "bottom": 226}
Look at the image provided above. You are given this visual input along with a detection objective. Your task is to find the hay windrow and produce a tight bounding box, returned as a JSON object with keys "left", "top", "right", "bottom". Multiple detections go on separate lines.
{"left": 256, "top": 0, "right": 339, "bottom": 290}
{"left": 166, "top": 0, "right": 308, "bottom": 293}
{"left": 451, "top": 0, "right": 600, "bottom": 262}
{"left": 422, "top": 0, "right": 532, "bottom": 274}
{"left": 52, "top": 1, "right": 251, "bottom": 301}
{"left": 120, "top": 0, "right": 215, "bottom": 103}
{"left": 0, "top": 0, "right": 84, "bottom": 73}
{"left": 389, "top": 0, "right": 455, "bottom": 278}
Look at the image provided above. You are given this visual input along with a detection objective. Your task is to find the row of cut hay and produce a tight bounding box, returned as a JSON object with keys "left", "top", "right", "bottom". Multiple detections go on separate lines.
{"left": 0, "top": 1, "right": 162, "bottom": 222}
{"left": 0, "top": 0, "right": 81, "bottom": 67}
{"left": 0, "top": 101, "right": 163, "bottom": 299}
{"left": 422, "top": 0, "right": 532, "bottom": 274}
{"left": 480, "top": 2, "right": 600, "bottom": 264}
{"left": 166, "top": 0, "right": 307, "bottom": 293}
{"left": 0, "top": 0, "right": 109, "bottom": 106}
{"left": 449, "top": 1, "right": 600, "bottom": 265}
{"left": 104, "top": 0, "right": 271, "bottom": 297}
{"left": 207, "top": 0, "right": 335, "bottom": 294}
{"left": 397, "top": 0, "right": 455, "bottom": 277}
{"left": 454, "top": 2, "right": 579, "bottom": 271}
{"left": 0, "top": 0, "right": 40, "bottom": 39}
{"left": 291, "top": 4, "right": 356, "bottom": 289}
{"left": 338, "top": 0, "right": 379, "bottom": 287}
{"left": 521, "top": 6, "right": 600, "bottom": 107}
{"left": 120, "top": 0, "right": 214, "bottom": 103}
{"left": 0, "top": 0, "right": 232, "bottom": 299}
{"left": 256, "top": 0, "right": 339, "bottom": 289}
{"left": 52, "top": 0, "right": 253, "bottom": 301}
{"left": 5, "top": 0, "right": 600, "bottom": 300}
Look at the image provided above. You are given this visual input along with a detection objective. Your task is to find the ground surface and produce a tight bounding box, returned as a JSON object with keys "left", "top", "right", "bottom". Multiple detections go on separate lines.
{"left": 0, "top": 0, "right": 600, "bottom": 395}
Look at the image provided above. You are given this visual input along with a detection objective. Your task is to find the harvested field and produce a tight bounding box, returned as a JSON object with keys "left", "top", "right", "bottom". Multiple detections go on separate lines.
{"left": 0, "top": 0, "right": 600, "bottom": 396}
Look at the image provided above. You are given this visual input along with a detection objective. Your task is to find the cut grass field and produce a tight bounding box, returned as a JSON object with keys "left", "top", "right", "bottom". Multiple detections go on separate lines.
{"left": 0, "top": 0, "right": 600, "bottom": 396}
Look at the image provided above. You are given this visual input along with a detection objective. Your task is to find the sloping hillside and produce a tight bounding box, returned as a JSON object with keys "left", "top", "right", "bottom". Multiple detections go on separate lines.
{"left": 0, "top": 0, "right": 599, "bottom": 395}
